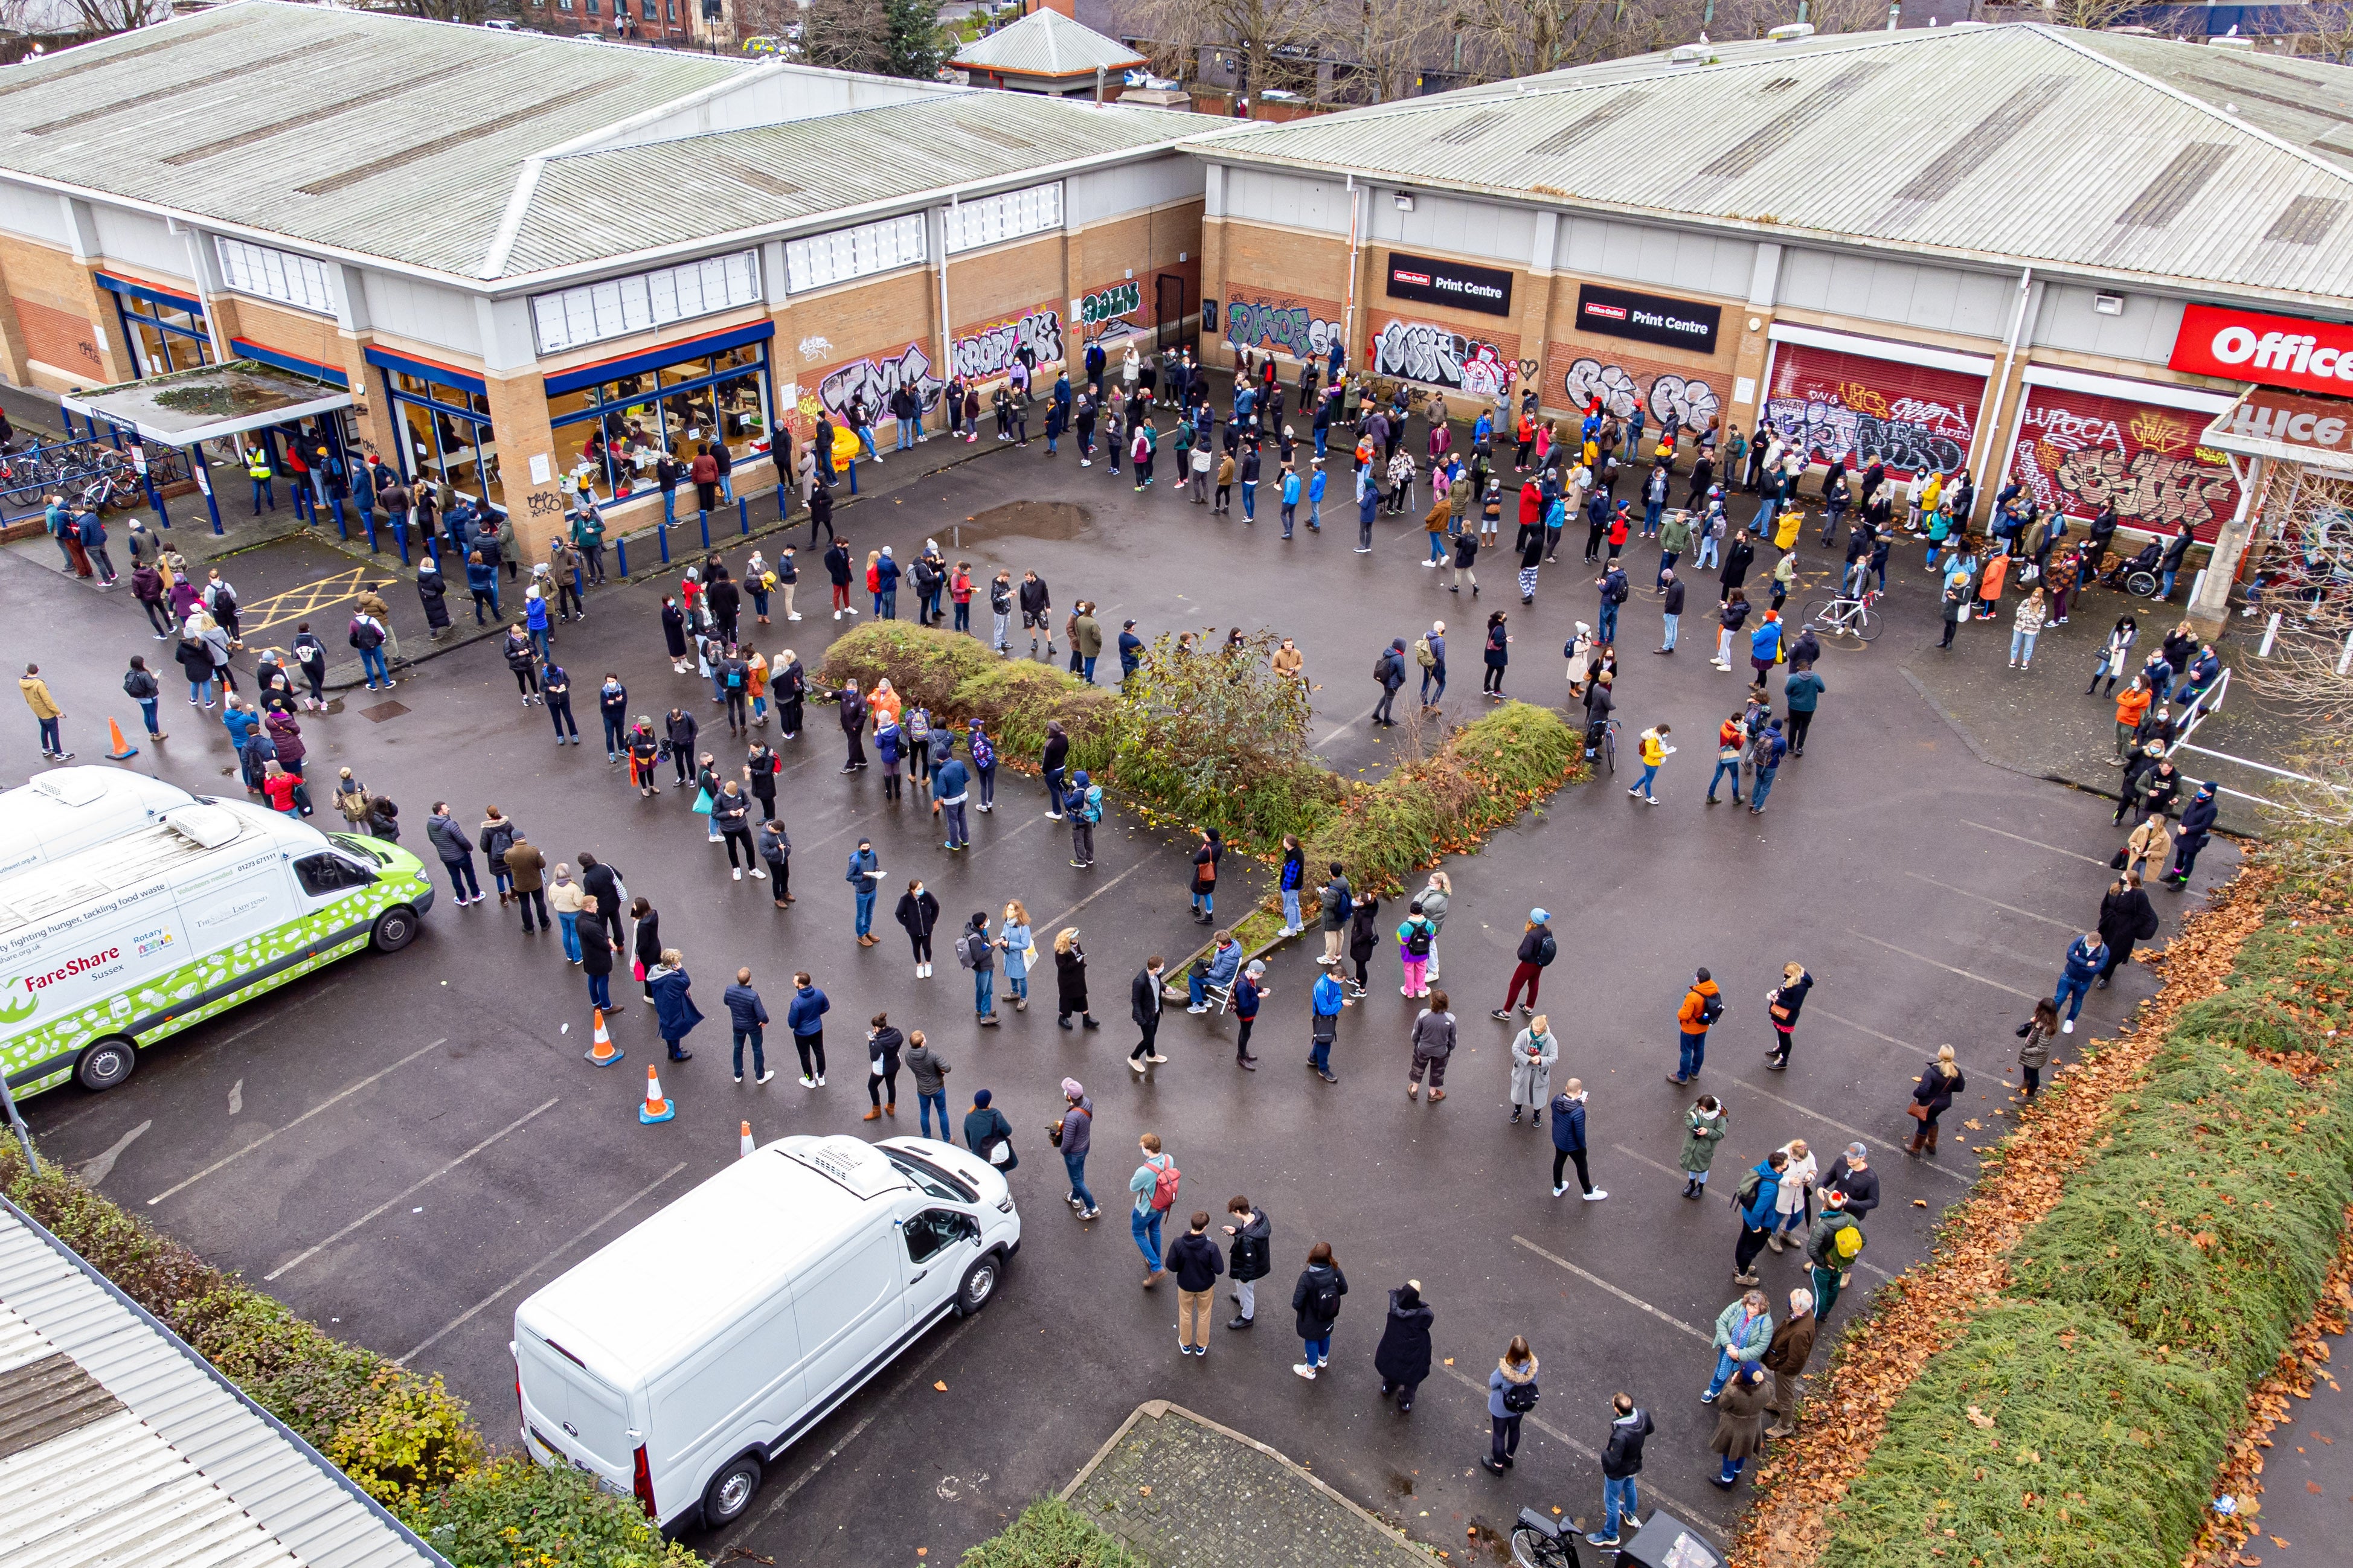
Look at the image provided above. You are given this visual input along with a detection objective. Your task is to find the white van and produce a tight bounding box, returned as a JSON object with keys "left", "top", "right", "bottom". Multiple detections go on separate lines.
{"left": 0, "top": 799, "right": 433, "bottom": 1096}
{"left": 513, "top": 1133, "right": 1021, "bottom": 1532}
{"left": 0, "top": 768, "right": 197, "bottom": 879}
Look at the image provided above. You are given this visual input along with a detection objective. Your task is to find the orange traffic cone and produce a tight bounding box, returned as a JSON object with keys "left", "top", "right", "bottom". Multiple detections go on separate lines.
{"left": 106, "top": 717, "right": 138, "bottom": 761}
{"left": 739, "top": 1120, "right": 754, "bottom": 1159}
{"left": 638, "top": 1063, "right": 675, "bottom": 1124}
{"left": 585, "top": 1008, "right": 622, "bottom": 1067}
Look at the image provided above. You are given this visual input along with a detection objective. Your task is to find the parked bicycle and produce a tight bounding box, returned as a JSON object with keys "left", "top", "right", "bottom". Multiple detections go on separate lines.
{"left": 1510, "top": 1506, "right": 1585, "bottom": 1566}
{"left": 1802, "top": 586, "right": 1883, "bottom": 642}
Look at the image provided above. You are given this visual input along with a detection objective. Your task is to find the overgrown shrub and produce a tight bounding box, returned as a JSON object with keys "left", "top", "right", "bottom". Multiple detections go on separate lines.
{"left": 958, "top": 1497, "right": 1144, "bottom": 1568}
{"left": 820, "top": 621, "right": 1119, "bottom": 773}
{"left": 405, "top": 1458, "right": 699, "bottom": 1568}
{"left": 1112, "top": 628, "right": 1340, "bottom": 848}
{"left": 1308, "top": 703, "right": 1581, "bottom": 898}
{"left": 1823, "top": 1304, "right": 2232, "bottom": 1568}
{"left": 0, "top": 1144, "right": 684, "bottom": 1567}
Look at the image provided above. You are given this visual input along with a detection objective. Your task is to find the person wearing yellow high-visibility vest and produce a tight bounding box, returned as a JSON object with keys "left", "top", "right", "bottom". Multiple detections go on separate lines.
{"left": 246, "top": 445, "right": 274, "bottom": 514}
{"left": 1630, "top": 723, "right": 1672, "bottom": 805}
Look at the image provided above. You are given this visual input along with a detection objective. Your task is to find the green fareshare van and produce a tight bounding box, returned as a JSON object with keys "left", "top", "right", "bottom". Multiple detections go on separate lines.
{"left": 0, "top": 797, "right": 434, "bottom": 1098}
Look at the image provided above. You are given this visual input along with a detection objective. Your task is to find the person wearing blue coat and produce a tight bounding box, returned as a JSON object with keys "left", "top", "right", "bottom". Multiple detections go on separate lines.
{"left": 1549, "top": 1081, "right": 1602, "bottom": 1200}
{"left": 2052, "top": 930, "right": 2108, "bottom": 1031}
{"left": 1732, "top": 1153, "right": 1786, "bottom": 1285}
{"left": 647, "top": 949, "right": 703, "bottom": 1062}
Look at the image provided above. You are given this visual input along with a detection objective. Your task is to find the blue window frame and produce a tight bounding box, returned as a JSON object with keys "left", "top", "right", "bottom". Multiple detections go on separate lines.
{"left": 376, "top": 359, "right": 503, "bottom": 515}
{"left": 544, "top": 327, "right": 772, "bottom": 499}
{"left": 99, "top": 275, "right": 212, "bottom": 379}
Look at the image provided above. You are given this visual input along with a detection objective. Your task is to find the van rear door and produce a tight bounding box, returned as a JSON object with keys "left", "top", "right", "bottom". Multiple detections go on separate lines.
{"left": 517, "top": 1330, "right": 632, "bottom": 1484}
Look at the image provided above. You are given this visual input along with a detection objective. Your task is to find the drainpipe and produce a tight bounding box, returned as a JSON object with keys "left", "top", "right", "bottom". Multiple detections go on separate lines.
{"left": 937, "top": 200, "right": 955, "bottom": 394}
{"left": 1340, "top": 174, "right": 1362, "bottom": 376}
{"left": 1095, "top": 64, "right": 1105, "bottom": 103}
{"left": 1971, "top": 264, "right": 2034, "bottom": 504}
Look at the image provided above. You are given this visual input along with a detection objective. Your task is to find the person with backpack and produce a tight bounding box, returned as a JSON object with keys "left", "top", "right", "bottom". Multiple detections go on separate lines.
{"left": 121, "top": 655, "right": 164, "bottom": 743}
{"left": 1483, "top": 1337, "right": 1539, "bottom": 1475}
{"left": 1370, "top": 637, "right": 1407, "bottom": 727}
{"left": 931, "top": 741, "right": 972, "bottom": 851}
{"left": 1730, "top": 1150, "right": 1787, "bottom": 1286}
{"left": 1396, "top": 900, "right": 1436, "bottom": 999}
{"left": 1805, "top": 1188, "right": 1866, "bottom": 1319}
{"left": 1308, "top": 967, "right": 1346, "bottom": 1085}
{"left": 1414, "top": 621, "right": 1446, "bottom": 711}
{"left": 1492, "top": 909, "right": 1556, "bottom": 1020}
{"left": 1764, "top": 961, "right": 1813, "bottom": 1070}
{"left": 1068, "top": 770, "right": 1102, "bottom": 868}
{"left": 1670, "top": 968, "right": 1723, "bottom": 1085}
{"left": 959, "top": 910, "right": 1001, "bottom": 1026}
{"left": 1129, "top": 1133, "right": 1178, "bottom": 1286}
{"left": 1594, "top": 560, "right": 1630, "bottom": 645}
{"left": 1289, "top": 1241, "right": 1348, "bottom": 1380}
{"left": 1318, "top": 863, "right": 1353, "bottom": 968}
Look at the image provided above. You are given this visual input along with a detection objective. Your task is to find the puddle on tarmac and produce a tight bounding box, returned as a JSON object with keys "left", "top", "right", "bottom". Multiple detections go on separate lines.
{"left": 954, "top": 499, "right": 1091, "bottom": 544}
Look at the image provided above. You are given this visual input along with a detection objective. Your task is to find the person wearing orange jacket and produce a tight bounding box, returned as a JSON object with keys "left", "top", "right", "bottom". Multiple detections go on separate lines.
{"left": 2110, "top": 676, "right": 2154, "bottom": 763}
{"left": 1669, "top": 968, "right": 1723, "bottom": 1086}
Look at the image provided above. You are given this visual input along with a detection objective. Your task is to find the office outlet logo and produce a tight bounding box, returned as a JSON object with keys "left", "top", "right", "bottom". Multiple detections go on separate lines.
{"left": 2169, "top": 303, "right": 2353, "bottom": 397}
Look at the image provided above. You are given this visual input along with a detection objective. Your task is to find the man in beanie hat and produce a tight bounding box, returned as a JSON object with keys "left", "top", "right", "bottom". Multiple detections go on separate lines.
{"left": 1056, "top": 1079, "right": 1096, "bottom": 1217}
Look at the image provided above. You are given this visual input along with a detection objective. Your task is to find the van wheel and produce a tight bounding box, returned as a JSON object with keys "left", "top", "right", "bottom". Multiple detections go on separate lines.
{"left": 955, "top": 1253, "right": 1000, "bottom": 1317}
{"left": 371, "top": 905, "right": 420, "bottom": 952}
{"left": 74, "top": 1037, "right": 137, "bottom": 1092}
{"left": 701, "top": 1454, "right": 762, "bottom": 1528}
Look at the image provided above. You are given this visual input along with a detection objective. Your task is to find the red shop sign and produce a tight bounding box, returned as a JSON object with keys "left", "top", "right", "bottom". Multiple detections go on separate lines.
{"left": 2168, "top": 302, "right": 2353, "bottom": 395}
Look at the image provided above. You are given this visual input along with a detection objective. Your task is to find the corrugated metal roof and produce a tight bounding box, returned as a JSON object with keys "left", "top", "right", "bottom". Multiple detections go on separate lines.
{"left": 1195, "top": 23, "right": 2353, "bottom": 310}
{"left": 952, "top": 9, "right": 1145, "bottom": 77}
{"left": 0, "top": 1, "right": 748, "bottom": 278}
{"left": 0, "top": 1198, "right": 448, "bottom": 1568}
{"left": 507, "top": 92, "right": 1202, "bottom": 274}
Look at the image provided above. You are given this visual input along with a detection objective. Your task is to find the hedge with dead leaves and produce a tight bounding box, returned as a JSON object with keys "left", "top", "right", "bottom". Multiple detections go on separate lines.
{"left": 1733, "top": 866, "right": 2353, "bottom": 1568}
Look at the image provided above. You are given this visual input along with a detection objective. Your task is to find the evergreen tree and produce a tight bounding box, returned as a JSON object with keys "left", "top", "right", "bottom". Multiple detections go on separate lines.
{"left": 882, "top": 0, "right": 946, "bottom": 79}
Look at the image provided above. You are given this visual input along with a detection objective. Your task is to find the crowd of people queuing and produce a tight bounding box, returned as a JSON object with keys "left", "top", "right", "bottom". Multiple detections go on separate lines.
{"left": 21, "top": 330, "right": 2233, "bottom": 1552}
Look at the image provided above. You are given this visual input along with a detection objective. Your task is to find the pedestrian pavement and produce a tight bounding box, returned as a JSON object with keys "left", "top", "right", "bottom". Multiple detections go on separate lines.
{"left": 1066, "top": 1402, "right": 1439, "bottom": 1566}
{"left": 2237, "top": 1313, "right": 2351, "bottom": 1568}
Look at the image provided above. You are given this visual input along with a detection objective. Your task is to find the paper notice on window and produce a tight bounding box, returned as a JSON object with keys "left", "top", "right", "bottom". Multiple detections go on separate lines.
{"left": 529, "top": 453, "right": 551, "bottom": 485}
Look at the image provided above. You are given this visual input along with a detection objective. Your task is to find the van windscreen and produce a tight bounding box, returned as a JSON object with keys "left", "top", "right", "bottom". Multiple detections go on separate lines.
{"left": 882, "top": 1150, "right": 976, "bottom": 1204}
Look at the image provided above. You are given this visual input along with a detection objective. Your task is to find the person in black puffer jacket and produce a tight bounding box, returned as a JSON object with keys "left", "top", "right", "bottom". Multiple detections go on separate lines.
{"left": 1373, "top": 1281, "right": 1434, "bottom": 1412}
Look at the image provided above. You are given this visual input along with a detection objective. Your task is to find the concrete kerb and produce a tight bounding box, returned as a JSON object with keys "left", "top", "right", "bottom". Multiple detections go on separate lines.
{"left": 298, "top": 438, "right": 1008, "bottom": 691}
{"left": 1059, "top": 1400, "right": 1444, "bottom": 1563}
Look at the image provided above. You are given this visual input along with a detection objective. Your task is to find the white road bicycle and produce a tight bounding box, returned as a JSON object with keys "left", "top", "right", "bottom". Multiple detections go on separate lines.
{"left": 1802, "top": 586, "right": 1882, "bottom": 643}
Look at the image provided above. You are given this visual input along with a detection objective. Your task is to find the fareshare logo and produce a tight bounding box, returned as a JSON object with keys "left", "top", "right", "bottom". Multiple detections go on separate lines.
{"left": 0, "top": 983, "right": 37, "bottom": 1025}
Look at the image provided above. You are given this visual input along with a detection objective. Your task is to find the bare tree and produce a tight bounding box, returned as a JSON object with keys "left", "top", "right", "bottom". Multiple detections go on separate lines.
{"left": 387, "top": 0, "right": 494, "bottom": 27}
{"left": 2227, "top": 469, "right": 2353, "bottom": 851}
{"left": 1126, "top": 0, "right": 1324, "bottom": 103}
{"left": 1327, "top": 0, "right": 1456, "bottom": 103}
{"left": 59, "top": 0, "right": 170, "bottom": 32}
{"left": 800, "top": 0, "right": 894, "bottom": 72}
{"left": 2293, "top": 1, "right": 2353, "bottom": 65}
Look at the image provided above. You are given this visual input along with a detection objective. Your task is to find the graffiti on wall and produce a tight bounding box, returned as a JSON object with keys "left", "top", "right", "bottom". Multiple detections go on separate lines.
{"left": 1079, "top": 280, "right": 1146, "bottom": 347}
{"left": 1371, "top": 318, "right": 1515, "bottom": 399}
{"left": 1221, "top": 292, "right": 1344, "bottom": 360}
{"left": 1558, "top": 357, "right": 1722, "bottom": 434}
{"left": 954, "top": 307, "right": 1064, "bottom": 381}
{"left": 806, "top": 342, "right": 945, "bottom": 424}
{"left": 2005, "top": 388, "right": 2239, "bottom": 541}
{"left": 1759, "top": 345, "right": 1984, "bottom": 482}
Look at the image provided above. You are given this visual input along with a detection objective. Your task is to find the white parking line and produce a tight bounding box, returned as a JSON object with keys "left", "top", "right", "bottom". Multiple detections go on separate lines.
{"left": 1902, "top": 871, "right": 2076, "bottom": 929}
{"left": 1036, "top": 857, "right": 1153, "bottom": 935}
{"left": 397, "top": 1161, "right": 688, "bottom": 1365}
{"left": 264, "top": 1097, "right": 559, "bottom": 1281}
{"left": 1814, "top": 1009, "right": 1918, "bottom": 1054}
{"left": 1510, "top": 1235, "right": 1708, "bottom": 1343}
{"left": 1433, "top": 1363, "right": 1727, "bottom": 1543}
{"left": 37, "top": 984, "right": 346, "bottom": 1140}
{"left": 147, "top": 1037, "right": 451, "bottom": 1206}
{"left": 1722, "top": 1073, "right": 1973, "bottom": 1185}
{"left": 1959, "top": 819, "right": 2107, "bottom": 866}
{"left": 1844, "top": 929, "right": 2042, "bottom": 1001}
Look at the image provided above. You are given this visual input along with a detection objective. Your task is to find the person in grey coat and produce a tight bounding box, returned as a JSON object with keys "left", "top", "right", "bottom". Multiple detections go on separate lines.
{"left": 906, "top": 1029, "right": 951, "bottom": 1139}
{"left": 1407, "top": 991, "right": 1457, "bottom": 1102}
{"left": 1508, "top": 1015, "right": 1558, "bottom": 1124}
{"left": 1416, "top": 871, "right": 1452, "bottom": 982}
{"left": 426, "top": 802, "right": 482, "bottom": 904}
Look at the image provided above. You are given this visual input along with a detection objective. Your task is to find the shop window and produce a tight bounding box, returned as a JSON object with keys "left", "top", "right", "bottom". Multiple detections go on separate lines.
{"left": 530, "top": 252, "right": 761, "bottom": 356}
{"left": 385, "top": 368, "right": 504, "bottom": 515}
{"left": 546, "top": 339, "right": 771, "bottom": 503}
{"left": 216, "top": 238, "right": 335, "bottom": 316}
{"left": 103, "top": 283, "right": 213, "bottom": 379}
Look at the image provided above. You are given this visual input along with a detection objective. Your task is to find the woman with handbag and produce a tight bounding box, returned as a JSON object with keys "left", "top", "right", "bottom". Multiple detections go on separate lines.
{"left": 963, "top": 1089, "right": 1016, "bottom": 1171}
{"left": 1907, "top": 1045, "right": 1965, "bottom": 1156}
{"left": 631, "top": 897, "right": 662, "bottom": 1005}
{"left": 1764, "top": 961, "right": 1812, "bottom": 1070}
